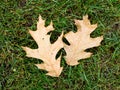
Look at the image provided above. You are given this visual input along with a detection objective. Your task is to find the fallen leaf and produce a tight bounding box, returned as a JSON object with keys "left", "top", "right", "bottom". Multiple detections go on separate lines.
{"left": 64, "top": 15, "right": 103, "bottom": 66}
{"left": 22, "top": 15, "right": 63, "bottom": 77}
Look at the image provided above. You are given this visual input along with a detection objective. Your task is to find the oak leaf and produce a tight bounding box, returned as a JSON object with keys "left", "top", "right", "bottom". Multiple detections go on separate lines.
{"left": 64, "top": 15, "right": 103, "bottom": 66}
{"left": 22, "top": 15, "right": 63, "bottom": 77}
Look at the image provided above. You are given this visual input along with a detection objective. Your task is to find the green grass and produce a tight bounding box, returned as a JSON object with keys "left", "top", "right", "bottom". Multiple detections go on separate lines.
{"left": 0, "top": 0, "right": 120, "bottom": 90}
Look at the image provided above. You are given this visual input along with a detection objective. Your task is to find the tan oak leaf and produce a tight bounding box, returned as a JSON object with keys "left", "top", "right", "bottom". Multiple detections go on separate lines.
{"left": 22, "top": 15, "right": 63, "bottom": 77}
{"left": 64, "top": 15, "right": 103, "bottom": 66}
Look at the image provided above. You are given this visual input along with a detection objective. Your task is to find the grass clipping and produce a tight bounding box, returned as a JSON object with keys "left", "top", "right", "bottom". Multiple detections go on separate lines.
{"left": 22, "top": 15, "right": 103, "bottom": 77}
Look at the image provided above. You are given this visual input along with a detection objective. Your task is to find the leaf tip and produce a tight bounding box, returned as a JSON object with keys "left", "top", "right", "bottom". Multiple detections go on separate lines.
{"left": 66, "top": 60, "right": 79, "bottom": 66}
{"left": 46, "top": 67, "right": 63, "bottom": 77}
{"left": 21, "top": 46, "right": 26, "bottom": 51}
{"left": 83, "top": 15, "right": 88, "bottom": 19}
{"left": 99, "top": 35, "right": 104, "bottom": 44}
{"left": 38, "top": 15, "right": 42, "bottom": 21}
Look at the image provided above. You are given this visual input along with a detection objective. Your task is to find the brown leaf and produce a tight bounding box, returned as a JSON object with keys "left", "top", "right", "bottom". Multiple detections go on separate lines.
{"left": 22, "top": 15, "right": 63, "bottom": 77}
{"left": 64, "top": 15, "right": 103, "bottom": 66}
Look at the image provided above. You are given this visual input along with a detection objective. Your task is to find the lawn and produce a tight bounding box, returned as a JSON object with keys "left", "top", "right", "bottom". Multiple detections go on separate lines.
{"left": 0, "top": 0, "right": 120, "bottom": 90}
